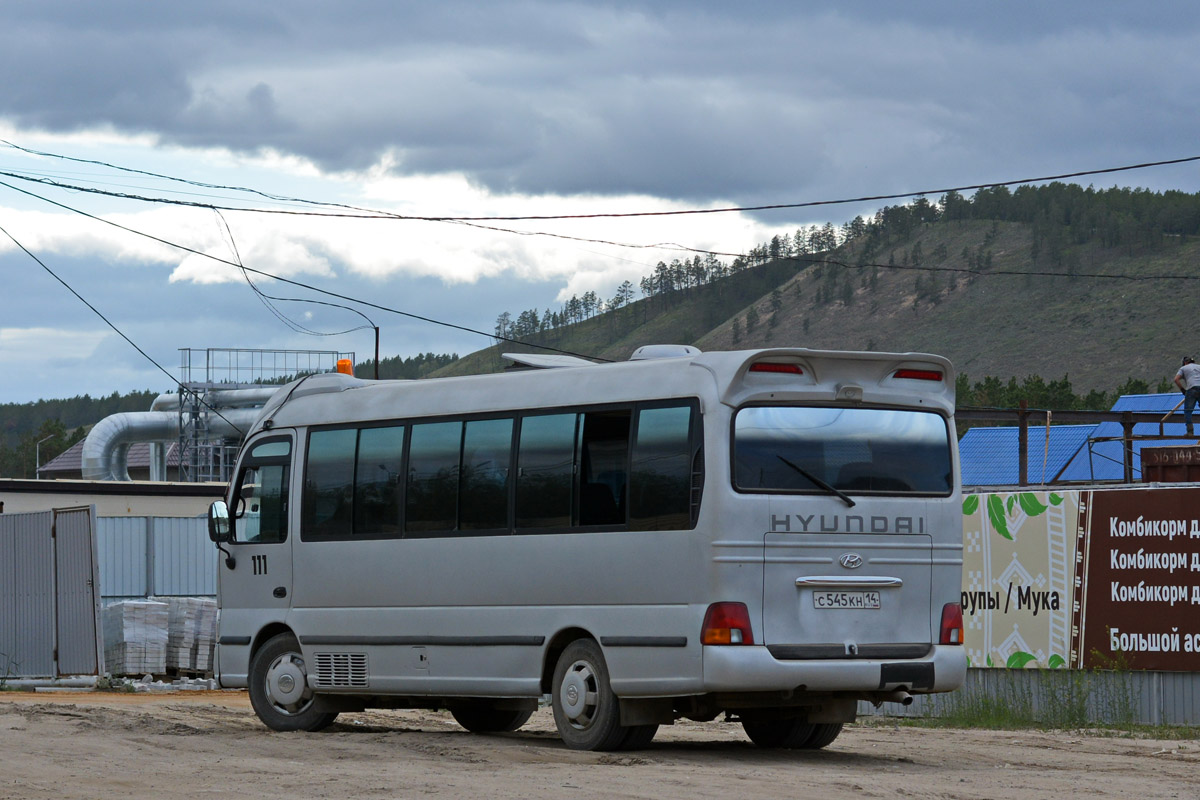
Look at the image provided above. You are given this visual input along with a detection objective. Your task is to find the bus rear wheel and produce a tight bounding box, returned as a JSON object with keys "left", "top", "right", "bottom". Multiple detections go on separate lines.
{"left": 551, "top": 639, "right": 628, "bottom": 751}
{"left": 741, "top": 717, "right": 816, "bottom": 748}
{"left": 802, "top": 722, "right": 843, "bottom": 749}
{"left": 248, "top": 633, "right": 338, "bottom": 732}
{"left": 450, "top": 701, "right": 534, "bottom": 733}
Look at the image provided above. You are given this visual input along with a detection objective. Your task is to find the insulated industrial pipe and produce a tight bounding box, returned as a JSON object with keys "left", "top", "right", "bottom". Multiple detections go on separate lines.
{"left": 80, "top": 407, "right": 264, "bottom": 482}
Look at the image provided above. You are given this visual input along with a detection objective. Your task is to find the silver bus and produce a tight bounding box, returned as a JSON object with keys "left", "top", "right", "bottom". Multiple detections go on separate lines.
{"left": 208, "top": 345, "right": 966, "bottom": 751}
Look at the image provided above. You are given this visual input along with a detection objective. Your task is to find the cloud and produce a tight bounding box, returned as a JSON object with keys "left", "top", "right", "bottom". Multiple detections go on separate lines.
{"left": 1, "top": 2, "right": 1197, "bottom": 210}
{"left": 0, "top": 326, "right": 103, "bottom": 363}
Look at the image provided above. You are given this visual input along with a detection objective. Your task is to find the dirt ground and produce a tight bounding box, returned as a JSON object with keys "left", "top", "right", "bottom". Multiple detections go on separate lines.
{"left": 1, "top": 690, "right": 1197, "bottom": 800}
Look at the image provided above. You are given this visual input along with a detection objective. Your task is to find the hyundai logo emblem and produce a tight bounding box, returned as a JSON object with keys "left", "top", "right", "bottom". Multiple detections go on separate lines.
{"left": 839, "top": 553, "right": 864, "bottom": 569}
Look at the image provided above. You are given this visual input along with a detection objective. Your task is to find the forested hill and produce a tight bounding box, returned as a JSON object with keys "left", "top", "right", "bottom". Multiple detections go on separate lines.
{"left": 433, "top": 181, "right": 1200, "bottom": 396}
{"left": 0, "top": 390, "right": 157, "bottom": 479}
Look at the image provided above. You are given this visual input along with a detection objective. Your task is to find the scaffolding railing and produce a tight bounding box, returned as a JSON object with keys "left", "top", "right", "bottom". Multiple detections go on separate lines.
{"left": 179, "top": 348, "right": 354, "bottom": 387}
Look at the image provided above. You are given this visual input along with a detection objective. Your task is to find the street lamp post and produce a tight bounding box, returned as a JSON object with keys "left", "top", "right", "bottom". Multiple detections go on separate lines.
{"left": 35, "top": 434, "right": 54, "bottom": 480}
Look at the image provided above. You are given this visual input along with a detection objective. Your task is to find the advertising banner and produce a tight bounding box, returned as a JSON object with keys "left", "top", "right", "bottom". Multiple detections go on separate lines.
{"left": 961, "top": 489, "right": 1078, "bottom": 669}
{"left": 1075, "top": 488, "right": 1200, "bottom": 670}
{"left": 963, "top": 484, "right": 1200, "bottom": 671}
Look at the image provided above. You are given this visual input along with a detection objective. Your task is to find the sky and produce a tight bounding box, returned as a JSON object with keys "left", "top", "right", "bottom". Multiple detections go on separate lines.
{"left": 1, "top": 1, "right": 1198, "bottom": 403}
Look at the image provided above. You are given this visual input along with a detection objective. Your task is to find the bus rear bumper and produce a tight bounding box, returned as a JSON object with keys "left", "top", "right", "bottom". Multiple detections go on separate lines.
{"left": 702, "top": 644, "right": 967, "bottom": 694}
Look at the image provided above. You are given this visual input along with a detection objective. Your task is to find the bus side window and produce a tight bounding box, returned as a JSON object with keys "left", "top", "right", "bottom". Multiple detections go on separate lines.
{"left": 303, "top": 428, "right": 357, "bottom": 539}
{"left": 578, "top": 409, "right": 630, "bottom": 526}
{"left": 234, "top": 463, "right": 288, "bottom": 544}
{"left": 406, "top": 421, "right": 462, "bottom": 534}
{"left": 630, "top": 405, "right": 694, "bottom": 531}
{"left": 355, "top": 425, "right": 406, "bottom": 535}
{"left": 460, "top": 418, "right": 513, "bottom": 531}
{"left": 516, "top": 413, "right": 577, "bottom": 530}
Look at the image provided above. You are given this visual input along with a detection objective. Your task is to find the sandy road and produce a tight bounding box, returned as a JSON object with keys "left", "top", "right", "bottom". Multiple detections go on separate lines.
{"left": 1, "top": 691, "right": 1197, "bottom": 800}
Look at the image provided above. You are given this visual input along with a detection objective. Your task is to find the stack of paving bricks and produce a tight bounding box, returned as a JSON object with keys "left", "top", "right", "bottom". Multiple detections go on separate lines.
{"left": 102, "top": 600, "right": 169, "bottom": 676}
{"left": 165, "top": 597, "right": 218, "bottom": 673}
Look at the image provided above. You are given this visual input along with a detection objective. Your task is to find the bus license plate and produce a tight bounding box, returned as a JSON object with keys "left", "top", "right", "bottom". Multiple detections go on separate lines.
{"left": 812, "top": 591, "right": 881, "bottom": 610}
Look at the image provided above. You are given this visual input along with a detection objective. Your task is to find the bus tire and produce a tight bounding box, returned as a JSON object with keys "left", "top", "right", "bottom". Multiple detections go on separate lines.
{"left": 551, "top": 639, "right": 627, "bottom": 751}
{"left": 450, "top": 702, "right": 534, "bottom": 733}
{"left": 741, "top": 717, "right": 816, "bottom": 749}
{"left": 801, "top": 722, "right": 843, "bottom": 749}
{"left": 248, "top": 633, "right": 339, "bottom": 732}
{"left": 617, "top": 724, "right": 659, "bottom": 750}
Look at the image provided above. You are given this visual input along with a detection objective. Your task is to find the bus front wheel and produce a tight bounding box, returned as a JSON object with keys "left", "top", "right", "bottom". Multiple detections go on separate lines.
{"left": 551, "top": 639, "right": 628, "bottom": 751}
{"left": 248, "top": 633, "right": 338, "bottom": 732}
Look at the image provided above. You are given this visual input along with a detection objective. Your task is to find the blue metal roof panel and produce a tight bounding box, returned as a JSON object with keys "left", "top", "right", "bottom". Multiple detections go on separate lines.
{"left": 959, "top": 424, "right": 1096, "bottom": 486}
{"left": 1111, "top": 393, "right": 1188, "bottom": 412}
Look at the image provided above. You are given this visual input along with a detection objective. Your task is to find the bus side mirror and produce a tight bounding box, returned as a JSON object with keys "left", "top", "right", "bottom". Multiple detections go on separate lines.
{"left": 208, "top": 501, "right": 231, "bottom": 543}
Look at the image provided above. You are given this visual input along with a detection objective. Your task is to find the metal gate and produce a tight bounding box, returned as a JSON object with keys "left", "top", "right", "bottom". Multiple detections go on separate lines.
{"left": 0, "top": 506, "right": 103, "bottom": 679}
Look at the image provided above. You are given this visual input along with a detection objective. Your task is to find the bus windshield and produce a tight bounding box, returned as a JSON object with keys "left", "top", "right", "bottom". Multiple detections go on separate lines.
{"left": 733, "top": 406, "right": 953, "bottom": 495}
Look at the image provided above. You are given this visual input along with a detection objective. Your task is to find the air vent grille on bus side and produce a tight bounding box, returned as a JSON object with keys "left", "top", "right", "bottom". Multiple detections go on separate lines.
{"left": 313, "top": 652, "right": 369, "bottom": 688}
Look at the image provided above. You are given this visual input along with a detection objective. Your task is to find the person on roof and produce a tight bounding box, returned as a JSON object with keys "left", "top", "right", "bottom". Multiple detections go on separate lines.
{"left": 1174, "top": 356, "right": 1200, "bottom": 437}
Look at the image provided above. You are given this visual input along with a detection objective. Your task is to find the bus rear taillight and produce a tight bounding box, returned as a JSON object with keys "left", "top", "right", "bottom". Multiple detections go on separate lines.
{"left": 702, "top": 602, "right": 754, "bottom": 645}
{"left": 940, "top": 603, "right": 964, "bottom": 645}
{"left": 749, "top": 362, "right": 803, "bottom": 375}
{"left": 893, "top": 368, "right": 943, "bottom": 382}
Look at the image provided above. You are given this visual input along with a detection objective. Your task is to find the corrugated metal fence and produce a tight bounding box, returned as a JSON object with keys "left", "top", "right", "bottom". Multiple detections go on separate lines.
{"left": 96, "top": 516, "right": 215, "bottom": 598}
{"left": 859, "top": 667, "right": 1200, "bottom": 726}
{"left": 0, "top": 507, "right": 103, "bottom": 678}
{"left": 55, "top": 507, "right": 103, "bottom": 675}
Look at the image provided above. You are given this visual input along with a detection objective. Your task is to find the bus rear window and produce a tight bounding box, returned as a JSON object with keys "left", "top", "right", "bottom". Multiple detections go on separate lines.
{"left": 733, "top": 406, "right": 952, "bottom": 495}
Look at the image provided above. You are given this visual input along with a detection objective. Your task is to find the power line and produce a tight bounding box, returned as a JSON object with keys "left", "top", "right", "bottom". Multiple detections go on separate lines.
{"left": 7, "top": 160, "right": 1200, "bottom": 283}
{"left": 0, "top": 178, "right": 612, "bottom": 362}
{"left": 213, "top": 209, "right": 376, "bottom": 338}
{"left": 0, "top": 223, "right": 246, "bottom": 436}
{"left": 6, "top": 143, "right": 1200, "bottom": 278}
{"left": 3, "top": 139, "right": 1198, "bottom": 221}
{"left": 388, "top": 154, "right": 1200, "bottom": 221}
{"left": 2, "top": 140, "right": 355, "bottom": 211}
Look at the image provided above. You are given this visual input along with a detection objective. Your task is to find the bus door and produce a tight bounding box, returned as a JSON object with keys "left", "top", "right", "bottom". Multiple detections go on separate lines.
{"left": 218, "top": 435, "right": 295, "bottom": 678}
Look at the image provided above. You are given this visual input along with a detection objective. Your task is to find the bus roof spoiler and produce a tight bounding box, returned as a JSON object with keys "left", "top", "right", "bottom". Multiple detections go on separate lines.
{"left": 502, "top": 353, "right": 598, "bottom": 370}
{"left": 504, "top": 345, "right": 701, "bottom": 371}
{"left": 630, "top": 345, "right": 701, "bottom": 361}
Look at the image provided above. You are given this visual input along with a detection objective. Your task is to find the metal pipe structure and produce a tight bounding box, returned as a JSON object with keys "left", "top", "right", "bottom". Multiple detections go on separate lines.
{"left": 81, "top": 388, "right": 275, "bottom": 482}
{"left": 149, "top": 388, "right": 280, "bottom": 412}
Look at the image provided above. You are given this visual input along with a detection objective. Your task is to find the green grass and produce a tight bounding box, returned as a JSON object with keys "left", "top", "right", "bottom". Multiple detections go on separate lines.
{"left": 0, "top": 652, "right": 15, "bottom": 691}
{"left": 900, "top": 667, "right": 1153, "bottom": 734}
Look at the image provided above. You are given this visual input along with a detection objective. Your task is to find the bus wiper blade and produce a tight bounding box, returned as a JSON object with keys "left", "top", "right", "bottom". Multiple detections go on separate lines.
{"left": 776, "top": 455, "right": 856, "bottom": 508}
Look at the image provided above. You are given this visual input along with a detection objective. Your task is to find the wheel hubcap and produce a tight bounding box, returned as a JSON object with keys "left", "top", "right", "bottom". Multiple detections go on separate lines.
{"left": 559, "top": 660, "right": 599, "bottom": 729}
{"left": 264, "top": 652, "right": 313, "bottom": 716}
